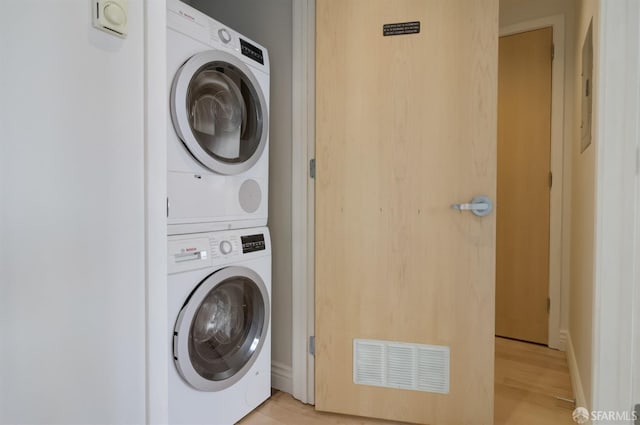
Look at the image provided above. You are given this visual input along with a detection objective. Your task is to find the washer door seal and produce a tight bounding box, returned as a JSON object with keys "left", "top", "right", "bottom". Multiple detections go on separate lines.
{"left": 173, "top": 266, "right": 270, "bottom": 392}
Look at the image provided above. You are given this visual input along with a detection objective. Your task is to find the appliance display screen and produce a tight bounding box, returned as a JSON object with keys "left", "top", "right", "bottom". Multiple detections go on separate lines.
{"left": 241, "top": 234, "right": 265, "bottom": 253}
{"left": 240, "top": 39, "right": 264, "bottom": 65}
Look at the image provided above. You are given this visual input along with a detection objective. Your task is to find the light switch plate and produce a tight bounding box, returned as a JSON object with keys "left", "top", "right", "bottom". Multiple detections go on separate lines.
{"left": 92, "top": 0, "right": 128, "bottom": 38}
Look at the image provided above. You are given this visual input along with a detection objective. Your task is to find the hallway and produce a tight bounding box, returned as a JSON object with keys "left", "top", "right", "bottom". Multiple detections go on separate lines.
{"left": 240, "top": 338, "right": 575, "bottom": 424}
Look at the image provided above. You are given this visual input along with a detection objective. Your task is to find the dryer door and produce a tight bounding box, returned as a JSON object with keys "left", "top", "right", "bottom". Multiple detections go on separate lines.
{"left": 174, "top": 266, "right": 270, "bottom": 391}
{"left": 171, "top": 50, "right": 268, "bottom": 175}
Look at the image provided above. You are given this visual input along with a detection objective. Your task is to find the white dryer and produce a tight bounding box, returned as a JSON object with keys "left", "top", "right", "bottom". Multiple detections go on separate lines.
{"left": 168, "top": 227, "right": 271, "bottom": 424}
{"left": 167, "top": 0, "right": 269, "bottom": 235}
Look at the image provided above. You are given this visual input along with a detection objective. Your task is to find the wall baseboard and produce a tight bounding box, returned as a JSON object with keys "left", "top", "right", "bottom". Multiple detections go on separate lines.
{"left": 272, "top": 361, "right": 293, "bottom": 395}
{"left": 559, "top": 329, "right": 568, "bottom": 352}
{"left": 566, "top": 331, "right": 589, "bottom": 423}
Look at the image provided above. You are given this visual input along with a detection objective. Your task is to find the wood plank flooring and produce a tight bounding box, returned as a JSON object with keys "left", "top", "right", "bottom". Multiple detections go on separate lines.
{"left": 494, "top": 337, "right": 575, "bottom": 425}
{"left": 239, "top": 337, "right": 576, "bottom": 425}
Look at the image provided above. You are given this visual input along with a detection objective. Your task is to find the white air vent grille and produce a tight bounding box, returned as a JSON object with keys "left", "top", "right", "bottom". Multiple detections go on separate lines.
{"left": 353, "top": 341, "right": 385, "bottom": 386}
{"left": 353, "top": 339, "right": 450, "bottom": 394}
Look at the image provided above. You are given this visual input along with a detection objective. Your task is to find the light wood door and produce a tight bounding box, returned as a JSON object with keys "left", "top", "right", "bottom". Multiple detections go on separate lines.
{"left": 315, "top": 1, "right": 498, "bottom": 424}
{"left": 496, "top": 28, "right": 552, "bottom": 345}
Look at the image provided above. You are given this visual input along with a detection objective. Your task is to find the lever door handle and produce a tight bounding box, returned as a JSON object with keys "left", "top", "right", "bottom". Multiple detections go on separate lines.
{"left": 451, "top": 195, "right": 493, "bottom": 217}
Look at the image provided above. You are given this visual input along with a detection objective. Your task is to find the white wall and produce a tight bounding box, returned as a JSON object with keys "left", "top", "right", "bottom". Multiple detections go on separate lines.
{"left": 0, "top": 1, "right": 147, "bottom": 423}
{"left": 591, "top": 0, "right": 640, "bottom": 418}
{"left": 570, "top": 0, "right": 599, "bottom": 411}
{"left": 183, "top": 0, "right": 294, "bottom": 392}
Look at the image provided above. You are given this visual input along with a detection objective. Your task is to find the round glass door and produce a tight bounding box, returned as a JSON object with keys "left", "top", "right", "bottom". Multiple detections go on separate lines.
{"left": 171, "top": 50, "right": 268, "bottom": 175}
{"left": 174, "top": 266, "right": 270, "bottom": 391}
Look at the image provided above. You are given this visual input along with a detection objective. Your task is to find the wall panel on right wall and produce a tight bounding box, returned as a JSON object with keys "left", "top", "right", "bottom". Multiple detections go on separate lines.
{"left": 570, "top": 0, "right": 599, "bottom": 411}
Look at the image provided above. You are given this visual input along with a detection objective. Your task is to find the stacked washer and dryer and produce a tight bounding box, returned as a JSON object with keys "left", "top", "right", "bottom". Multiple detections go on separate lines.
{"left": 166, "top": 1, "right": 272, "bottom": 423}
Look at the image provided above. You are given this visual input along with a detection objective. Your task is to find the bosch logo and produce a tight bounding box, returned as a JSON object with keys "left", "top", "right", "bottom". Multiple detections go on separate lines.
{"left": 179, "top": 10, "right": 195, "bottom": 21}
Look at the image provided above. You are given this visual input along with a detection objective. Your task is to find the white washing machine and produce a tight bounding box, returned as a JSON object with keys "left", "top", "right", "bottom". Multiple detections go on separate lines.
{"left": 167, "top": 0, "right": 270, "bottom": 235}
{"left": 168, "top": 227, "right": 271, "bottom": 424}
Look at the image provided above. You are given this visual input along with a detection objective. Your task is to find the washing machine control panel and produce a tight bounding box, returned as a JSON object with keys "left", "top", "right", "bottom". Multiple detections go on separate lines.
{"left": 209, "top": 232, "right": 266, "bottom": 257}
{"left": 168, "top": 228, "right": 270, "bottom": 273}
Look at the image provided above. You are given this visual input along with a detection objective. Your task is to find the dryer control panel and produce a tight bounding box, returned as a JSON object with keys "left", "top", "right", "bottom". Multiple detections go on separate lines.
{"left": 167, "top": 0, "right": 270, "bottom": 72}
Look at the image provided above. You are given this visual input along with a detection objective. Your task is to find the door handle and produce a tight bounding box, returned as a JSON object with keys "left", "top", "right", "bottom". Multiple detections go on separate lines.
{"left": 450, "top": 195, "right": 493, "bottom": 217}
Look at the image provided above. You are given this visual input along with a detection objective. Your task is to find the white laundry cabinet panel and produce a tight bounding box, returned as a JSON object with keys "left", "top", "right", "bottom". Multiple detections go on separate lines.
{"left": 0, "top": 1, "right": 146, "bottom": 423}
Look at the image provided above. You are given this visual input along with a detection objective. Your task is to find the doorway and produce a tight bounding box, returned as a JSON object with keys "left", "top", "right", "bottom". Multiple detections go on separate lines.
{"left": 496, "top": 27, "right": 553, "bottom": 345}
{"left": 494, "top": 16, "right": 566, "bottom": 350}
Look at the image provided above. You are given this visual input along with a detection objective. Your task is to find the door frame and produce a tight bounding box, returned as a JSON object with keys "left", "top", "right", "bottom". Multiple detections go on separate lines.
{"left": 500, "top": 15, "right": 566, "bottom": 350}
{"left": 291, "top": 0, "right": 316, "bottom": 405}
{"left": 145, "top": 0, "right": 169, "bottom": 423}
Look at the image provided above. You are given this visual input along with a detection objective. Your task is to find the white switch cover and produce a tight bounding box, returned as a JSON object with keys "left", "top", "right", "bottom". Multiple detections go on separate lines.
{"left": 93, "top": 0, "right": 128, "bottom": 38}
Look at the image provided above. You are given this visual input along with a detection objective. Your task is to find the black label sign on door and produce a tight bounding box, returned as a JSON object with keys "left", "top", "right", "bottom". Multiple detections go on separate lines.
{"left": 383, "top": 21, "right": 421, "bottom": 37}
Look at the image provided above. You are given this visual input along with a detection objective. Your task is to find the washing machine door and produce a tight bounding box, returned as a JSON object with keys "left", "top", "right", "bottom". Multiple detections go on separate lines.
{"left": 174, "top": 266, "right": 270, "bottom": 391}
{"left": 171, "top": 50, "right": 268, "bottom": 175}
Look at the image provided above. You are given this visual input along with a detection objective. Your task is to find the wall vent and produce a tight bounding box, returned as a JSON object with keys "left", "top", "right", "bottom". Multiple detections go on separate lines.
{"left": 353, "top": 339, "right": 450, "bottom": 394}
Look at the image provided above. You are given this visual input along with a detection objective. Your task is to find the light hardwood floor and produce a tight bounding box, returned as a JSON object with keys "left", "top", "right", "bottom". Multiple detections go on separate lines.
{"left": 239, "top": 338, "right": 575, "bottom": 425}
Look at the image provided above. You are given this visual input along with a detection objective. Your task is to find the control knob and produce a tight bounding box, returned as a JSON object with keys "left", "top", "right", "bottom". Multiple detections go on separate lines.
{"left": 218, "top": 28, "right": 232, "bottom": 44}
{"left": 219, "top": 240, "right": 233, "bottom": 255}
